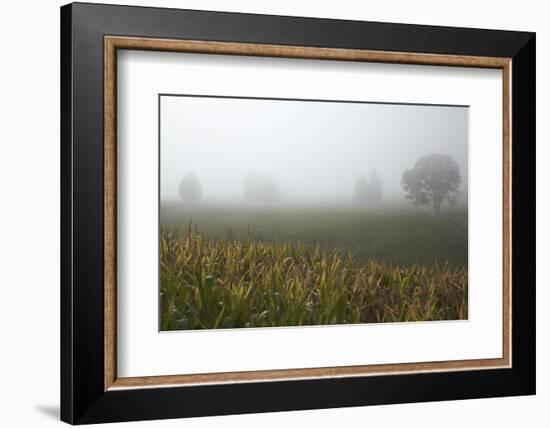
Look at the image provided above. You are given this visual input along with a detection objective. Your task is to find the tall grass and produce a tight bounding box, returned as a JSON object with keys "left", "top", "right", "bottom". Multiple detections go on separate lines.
{"left": 160, "top": 228, "right": 468, "bottom": 330}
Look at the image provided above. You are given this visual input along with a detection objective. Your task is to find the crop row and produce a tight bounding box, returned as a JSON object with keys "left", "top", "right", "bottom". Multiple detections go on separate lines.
{"left": 160, "top": 228, "right": 468, "bottom": 330}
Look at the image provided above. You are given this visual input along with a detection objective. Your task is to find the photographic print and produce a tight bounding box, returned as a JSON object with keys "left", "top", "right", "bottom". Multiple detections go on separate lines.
{"left": 159, "top": 95, "right": 468, "bottom": 331}
{"left": 62, "top": 7, "right": 534, "bottom": 421}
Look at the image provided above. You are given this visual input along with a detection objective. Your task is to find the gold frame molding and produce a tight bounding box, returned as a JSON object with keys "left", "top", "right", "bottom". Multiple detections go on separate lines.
{"left": 104, "top": 35, "right": 512, "bottom": 391}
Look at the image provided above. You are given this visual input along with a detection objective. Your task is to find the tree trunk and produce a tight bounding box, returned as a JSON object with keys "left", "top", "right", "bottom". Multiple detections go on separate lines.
{"left": 434, "top": 198, "right": 441, "bottom": 216}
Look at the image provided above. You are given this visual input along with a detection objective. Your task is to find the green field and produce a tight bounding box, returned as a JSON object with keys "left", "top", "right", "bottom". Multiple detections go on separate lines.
{"left": 160, "top": 203, "right": 468, "bottom": 330}
{"left": 161, "top": 203, "right": 468, "bottom": 267}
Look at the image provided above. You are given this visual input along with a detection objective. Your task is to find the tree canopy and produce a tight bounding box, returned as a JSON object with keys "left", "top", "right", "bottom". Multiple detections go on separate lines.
{"left": 244, "top": 173, "right": 280, "bottom": 204}
{"left": 178, "top": 173, "right": 202, "bottom": 202}
{"left": 354, "top": 171, "right": 383, "bottom": 204}
{"left": 401, "top": 154, "right": 461, "bottom": 215}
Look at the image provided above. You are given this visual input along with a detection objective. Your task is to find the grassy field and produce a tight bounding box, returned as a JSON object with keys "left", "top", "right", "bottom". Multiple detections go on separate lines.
{"left": 160, "top": 203, "right": 468, "bottom": 330}
{"left": 161, "top": 203, "right": 468, "bottom": 267}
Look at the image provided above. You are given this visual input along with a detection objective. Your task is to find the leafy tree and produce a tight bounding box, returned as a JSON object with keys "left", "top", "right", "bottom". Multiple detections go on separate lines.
{"left": 178, "top": 173, "right": 202, "bottom": 202}
{"left": 401, "top": 154, "right": 461, "bottom": 216}
{"left": 354, "top": 171, "right": 383, "bottom": 204}
{"left": 244, "top": 173, "right": 280, "bottom": 204}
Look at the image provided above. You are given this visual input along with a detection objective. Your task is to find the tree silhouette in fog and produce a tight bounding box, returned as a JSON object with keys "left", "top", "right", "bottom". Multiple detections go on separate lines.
{"left": 244, "top": 173, "right": 280, "bottom": 204}
{"left": 401, "top": 153, "right": 460, "bottom": 216}
{"left": 354, "top": 171, "right": 383, "bottom": 204}
{"left": 179, "top": 173, "right": 202, "bottom": 202}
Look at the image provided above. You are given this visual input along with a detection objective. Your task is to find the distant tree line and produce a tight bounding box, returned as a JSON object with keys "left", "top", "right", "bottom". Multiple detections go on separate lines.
{"left": 243, "top": 173, "right": 280, "bottom": 204}
{"left": 177, "top": 153, "right": 461, "bottom": 216}
{"left": 177, "top": 172, "right": 281, "bottom": 204}
{"left": 354, "top": 171, "right": 383, "bottom": 205}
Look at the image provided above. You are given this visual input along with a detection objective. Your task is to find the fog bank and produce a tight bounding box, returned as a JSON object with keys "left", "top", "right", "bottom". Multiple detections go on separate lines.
{"left": 160, "top": 95, "right": 468, "bottom": 205}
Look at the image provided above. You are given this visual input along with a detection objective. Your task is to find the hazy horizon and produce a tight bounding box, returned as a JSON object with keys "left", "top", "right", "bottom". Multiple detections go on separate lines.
{"left": 160, "top": 95, "right": 468, "bottom": 206}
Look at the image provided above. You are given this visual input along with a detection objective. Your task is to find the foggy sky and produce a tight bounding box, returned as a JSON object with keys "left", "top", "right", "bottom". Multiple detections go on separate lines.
{"left": 160, "top": 95, "right": 468, "bottom": 204}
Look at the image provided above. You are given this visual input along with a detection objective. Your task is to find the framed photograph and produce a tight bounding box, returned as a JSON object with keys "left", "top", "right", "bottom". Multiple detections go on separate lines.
{"left": 60, "top": 2, "right": 535, "bottom": 424}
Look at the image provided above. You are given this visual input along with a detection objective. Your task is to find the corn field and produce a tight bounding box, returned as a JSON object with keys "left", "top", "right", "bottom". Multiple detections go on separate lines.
{"left": 161, "top": 204, "right": 468, "bottom": 267}
{"left": 160, "top": 227, "right": 468, "bottom": 330}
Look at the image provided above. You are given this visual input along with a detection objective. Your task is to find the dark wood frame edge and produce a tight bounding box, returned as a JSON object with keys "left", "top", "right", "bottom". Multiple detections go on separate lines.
{"left": 61, "top": 3, "right": 535, "bottom": 424}
{"left": 103, "top": 35, "right": 512, "bottom": 392}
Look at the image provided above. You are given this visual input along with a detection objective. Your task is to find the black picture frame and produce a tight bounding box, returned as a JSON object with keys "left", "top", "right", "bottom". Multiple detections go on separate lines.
{"left": 61, "top": 2, "right": 535, "bottom": 424}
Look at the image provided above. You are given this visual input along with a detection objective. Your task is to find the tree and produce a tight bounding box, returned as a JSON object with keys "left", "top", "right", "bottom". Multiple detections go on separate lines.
{"left": 354, "top": 171, "right": 383, "bottom": 204}
{"left": 178, "top": 173, "right": 202, "bottom": 202}
{"left": 401, "top": 154, "right": 461, "bottom": 216}
{"left": 243, "top": 173, "right": 280, "bottom": 204}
